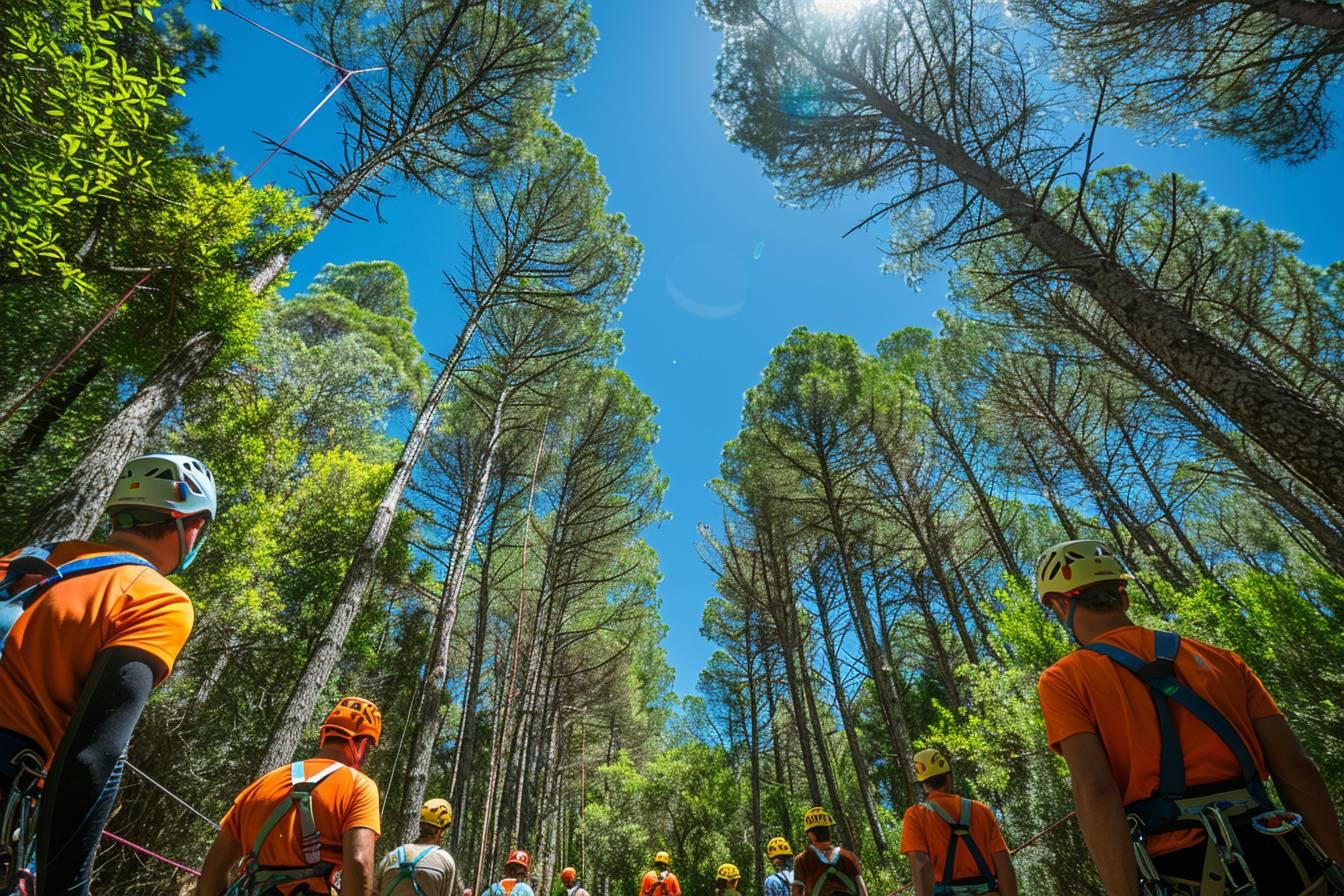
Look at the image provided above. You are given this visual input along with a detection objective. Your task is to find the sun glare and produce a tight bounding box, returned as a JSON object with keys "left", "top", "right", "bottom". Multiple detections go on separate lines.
{"left": 811, "top": 0, "right": 874, "bottom": 17}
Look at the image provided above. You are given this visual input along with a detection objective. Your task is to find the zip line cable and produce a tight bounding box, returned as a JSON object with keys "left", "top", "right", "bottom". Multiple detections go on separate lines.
{"left": 121, "top": 759, "right": 221, "bottom": 831}
{"left": 0, "top": 4, "right": 383, "bottom": 429}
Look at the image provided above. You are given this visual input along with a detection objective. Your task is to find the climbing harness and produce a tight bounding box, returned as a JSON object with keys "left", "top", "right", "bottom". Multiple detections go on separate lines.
{"left": 918, "top": 798, "right": 999, "bottom": 896}
{"left": 381, "top": 845, "right": 437, "bottom": 896}
{"left": 807, "top": 845, "right": 860, "bottom": 896}
{"left": 0, "top": 544, "right": 154, "bottom": 655}
{"left": 766, "top": 867, "right": 794, "bottom": 896}
{"left": 1087, "top": 631, "right": 1343, "bottom": 896}
{"left": 225, "top": 761, "right": 346, "bottom": 895}
{"left": 0, "top": 748, "right": 45, "bottom": 896}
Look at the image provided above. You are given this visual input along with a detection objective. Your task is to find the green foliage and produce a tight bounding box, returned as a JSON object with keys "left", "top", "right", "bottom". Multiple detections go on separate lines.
{"left": 0, "top": 0, "right": 189, "bottom": 290}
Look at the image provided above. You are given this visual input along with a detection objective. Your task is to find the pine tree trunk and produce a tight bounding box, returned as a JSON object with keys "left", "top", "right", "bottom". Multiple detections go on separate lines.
{"left": 851, "top": 77, "right": 1344, "bottom": 518}
{"left": 812, "top": 565, "right": 888, "bottom": 854}
{"left": 256, "top": 309, "right": 485, "bottom": 774}
{"left": 24, "top": 331, "right": 224, "bottom": 543}
{"left": 0, "top": 360, "right": 104, "bottom": 505}
{"left": 395, "top": 384, "right": 512, "bottom": 841}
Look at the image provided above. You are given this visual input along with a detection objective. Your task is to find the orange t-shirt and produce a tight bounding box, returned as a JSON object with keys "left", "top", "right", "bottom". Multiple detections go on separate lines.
{"left": 900, "top": 793, "right": 1007, "bottom": 884}
{"left": 222, "top": 759, "right": 381, "bottom": 893}
{"left": 641, "top": 870, "right": 681, "bottom": 896}
{"left": 0, "top": 540, "right": 193, "bottom": 761}
{"left": 1038, "top": 626, "right": 1281, "bottom": 855}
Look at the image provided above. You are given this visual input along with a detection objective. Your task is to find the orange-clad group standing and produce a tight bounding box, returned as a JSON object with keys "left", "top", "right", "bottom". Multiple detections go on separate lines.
{"left": 2, "top": 445, "right": 1343, "bottom": 896}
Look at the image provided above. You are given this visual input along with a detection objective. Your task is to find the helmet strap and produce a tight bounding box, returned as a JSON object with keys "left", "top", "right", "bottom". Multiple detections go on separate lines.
{"left": 1063, "top": 596, "right": 1083, "bottom": 646}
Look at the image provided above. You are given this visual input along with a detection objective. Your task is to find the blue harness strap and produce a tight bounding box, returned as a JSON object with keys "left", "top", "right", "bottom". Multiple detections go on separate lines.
{"left": 921, "top": 798, "right": 998, "bottom": 894}
{"left": 0, "top": 544, "right": 155, "bottom": 656}
{"left": 1085, "top": 631, "right": 1272, "bottom": 827}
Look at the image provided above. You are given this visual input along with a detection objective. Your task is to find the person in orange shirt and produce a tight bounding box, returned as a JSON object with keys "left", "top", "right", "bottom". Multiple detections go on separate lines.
{"left": 791, "top": 807, "right": 866, "bottom": 896}
{"left": 641, "top": 851, "right": 681, "bottom": 896}
{"left": 485, "top": 850, "right": 536, "bottom": 896}
{"left": 900, "top": 749, "right": 1017, "bottom": 896}
{"left": 1034, "top": 539, "right": 1344, "bottom": 896}
{"left": 197, "top": 697, "right": 384, "bottom": 896}
{"left": 0, "top": 453, "right": 214, "bottom": 896}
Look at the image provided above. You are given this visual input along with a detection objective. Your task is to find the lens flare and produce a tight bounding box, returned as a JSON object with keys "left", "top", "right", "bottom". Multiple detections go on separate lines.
{"left": 811, "top": 0, "right": 873, "bottom": 17}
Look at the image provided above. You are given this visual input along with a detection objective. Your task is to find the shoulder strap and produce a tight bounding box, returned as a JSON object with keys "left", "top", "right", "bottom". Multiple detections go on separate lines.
{"left": 1, "top": 546, "right": 154, "bottom": 606}
{"left": 249, "top": 761, "right": 348, "bottom": 868}
{"left": 383, "top": 845, "right": 437, "bottom": 896}
{"left": 807, "top": 846, "right": 858, "bottom": 896}
{"left": 920, "top": 799, "right": 997, "bottom": 889}
{"left": 1086, "top": 631, "right": 1270, "bottom": 807}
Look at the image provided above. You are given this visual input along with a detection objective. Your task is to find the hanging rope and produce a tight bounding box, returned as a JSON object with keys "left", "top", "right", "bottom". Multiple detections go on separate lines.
{"left": 884, "top": 811, "right": 1077, "bottom": 896}
{"left": 121, "top": 759, "right": 221, "bottom": 831}
{"left": 0, "top": 4, "right": 383, "bottom": 429}
{"left": 100, "top": 830, "right": 202, "bottom": 877}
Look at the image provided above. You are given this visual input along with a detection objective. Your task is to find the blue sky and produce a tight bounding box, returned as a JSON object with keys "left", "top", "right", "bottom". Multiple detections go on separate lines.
{"left": 182, "top": 1, "right": 1343, "bottom": 695}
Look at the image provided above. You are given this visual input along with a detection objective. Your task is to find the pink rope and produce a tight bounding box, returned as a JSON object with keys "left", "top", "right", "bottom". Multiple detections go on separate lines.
{"left": 101, "top": 830, "right": 202, "bottom": 877}
{"left": 216, "top": 3, "right": 348, "bottom": 74}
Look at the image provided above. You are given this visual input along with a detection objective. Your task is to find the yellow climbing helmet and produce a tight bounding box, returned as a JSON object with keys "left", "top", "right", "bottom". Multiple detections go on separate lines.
{"left": 420, "top": 798, "right": 453, "bottom": 828}
{"left": 913, "top": 748, "right": 950, "bottom": 783}
{"left": 1035, "top": 540, "right": 1127, "bottom": 600}
{"left": 716, "top": 864, "right": 741, "bottom": 883}
{"left": 803, "top": 806, "right": 834, "bottom": 832}
{"left": 653, "top": 851, "right": 671, "bottom": 866}
{"left": 765, "top": 836, "right": 793, "bottom": 858}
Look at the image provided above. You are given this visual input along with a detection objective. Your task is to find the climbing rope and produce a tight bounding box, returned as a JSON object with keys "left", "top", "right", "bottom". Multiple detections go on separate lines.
{"left": 0, "top": 2, "right": 383, "bottom": 429}
{"left": 121, "top": 759, "right": 221, "bottom": 830}
{"left": 100, "top": 830, "right": 202, "bottom": 877}
{"left": 885, "top": 811, "right": 1077, "bottom": 896}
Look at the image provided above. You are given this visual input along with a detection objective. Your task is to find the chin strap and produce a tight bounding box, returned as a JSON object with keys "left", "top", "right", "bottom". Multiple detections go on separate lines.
{"left": 1064, "top": 596, "right": 1083, "bottom": 646}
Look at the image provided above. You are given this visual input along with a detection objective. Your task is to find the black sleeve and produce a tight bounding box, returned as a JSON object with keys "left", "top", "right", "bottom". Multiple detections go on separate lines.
{"left": 35, "top": 645, "right": 162, "bottom": 896}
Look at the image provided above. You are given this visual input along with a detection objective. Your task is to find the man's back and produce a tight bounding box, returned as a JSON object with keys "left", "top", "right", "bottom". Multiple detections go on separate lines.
{"left": 899, "top": 793, "right": 1006, "bottom": 885}
{"left": 793, "top": 845, "right": 862, "bottom": 896}
{"left": 377, "top": 843, "right": 456, "bottom": 896}
{"left": 763, "top": 867, "right": 793, "bottom": 896}
{"left": 642, "top": 870, "right": 681, "bottom": 896}
{"left": 0, "top": 540, "right": 191, "bottom": 759}
{"left": 1038, "top": 624, "right": 1280, "bottom": 854}
{"left": 222, "top": 758, "right": 381, "bottom": 892}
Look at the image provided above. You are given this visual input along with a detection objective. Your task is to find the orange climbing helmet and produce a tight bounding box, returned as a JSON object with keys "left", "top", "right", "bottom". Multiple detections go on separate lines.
{"left": 561, "top": 868, "right": 577, "bottom": 886}
{"left": 507, "top": 849, "right": 530, "bottom": 872}
{"left": 320, "top": 696, "right": 383, "bottom": 746}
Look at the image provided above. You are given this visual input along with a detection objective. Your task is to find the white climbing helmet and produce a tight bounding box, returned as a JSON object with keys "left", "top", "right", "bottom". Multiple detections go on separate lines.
{"left": 106, "top": 454, "right": 217, "bottom": 569}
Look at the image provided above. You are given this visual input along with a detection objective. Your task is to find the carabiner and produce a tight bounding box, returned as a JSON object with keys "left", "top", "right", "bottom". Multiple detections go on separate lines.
{"left": 1251, "top": 809, "right": 1302, "bottom": 837}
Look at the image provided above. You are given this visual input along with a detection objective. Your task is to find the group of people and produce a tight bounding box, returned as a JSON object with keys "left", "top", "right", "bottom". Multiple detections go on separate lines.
{"left": 1, "top": 449, "right": 1343, "bottom": 896}
{"left": 887, "top": 540, "right": 1344, "bottom": 896}
{"left": 650, "top": 807, "right": 867, "bottom": 896}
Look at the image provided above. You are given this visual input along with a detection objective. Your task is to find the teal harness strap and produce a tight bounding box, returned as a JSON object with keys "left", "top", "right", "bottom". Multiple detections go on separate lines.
{"left": 920, "top": 798, "right": 998, "bottom": 895}
{"left": 0, "top": 544, "right": 154, "bottom": 657}
{"left": 381, "top": 845, "right": 438, "bottom": 896}
{"left": 232, "top": 760, "right": 347, "bottom": 894}
{"left": 806, "top": 845, "right": 859, "bottom": 896}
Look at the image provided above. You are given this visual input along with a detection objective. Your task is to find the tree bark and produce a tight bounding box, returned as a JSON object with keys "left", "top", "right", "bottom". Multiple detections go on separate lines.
{"left": 256, "top": 308, "right": 484, "bottom": 773}
{"left": 805, "top": 49, "right": 1344, "bottom": 518}
{"left": 24, "top": 331, "right": 224, "bottom": 543}
{"left": 394, "top": 383, "right": 512, "bottom": 841}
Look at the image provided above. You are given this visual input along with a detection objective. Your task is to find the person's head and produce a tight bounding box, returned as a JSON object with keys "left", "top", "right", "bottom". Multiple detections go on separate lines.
{"left": 505, "top": 849, "right": 530, "bottom": 879}
{"left": 105, "top": 454, "right": 217, "bottom": 575}
{"left": 765, "top": 837, "right": 792, "bottom": 869}
{"left": 803, "top": 807, "right": 834, "bottom": 846}
{"left": 653, "top": 851, "right": 671, "bottom": 871}
{"left": 318, "top": 696, "right": 382, "bottom": 768}
{"left": 1035, "top": 540, "right": 1130, "bottom": 643}
{"left": 418, "top": 798, "right": 452, "bottom": 843}
{"left": 913, "top": 748, "right": 952, "bottom": 794}
{"left": 715, "top": 864, "right": 740, "bottom": 894}
{"left": 561, "top": 868, "right": 577, "bottom": 887}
